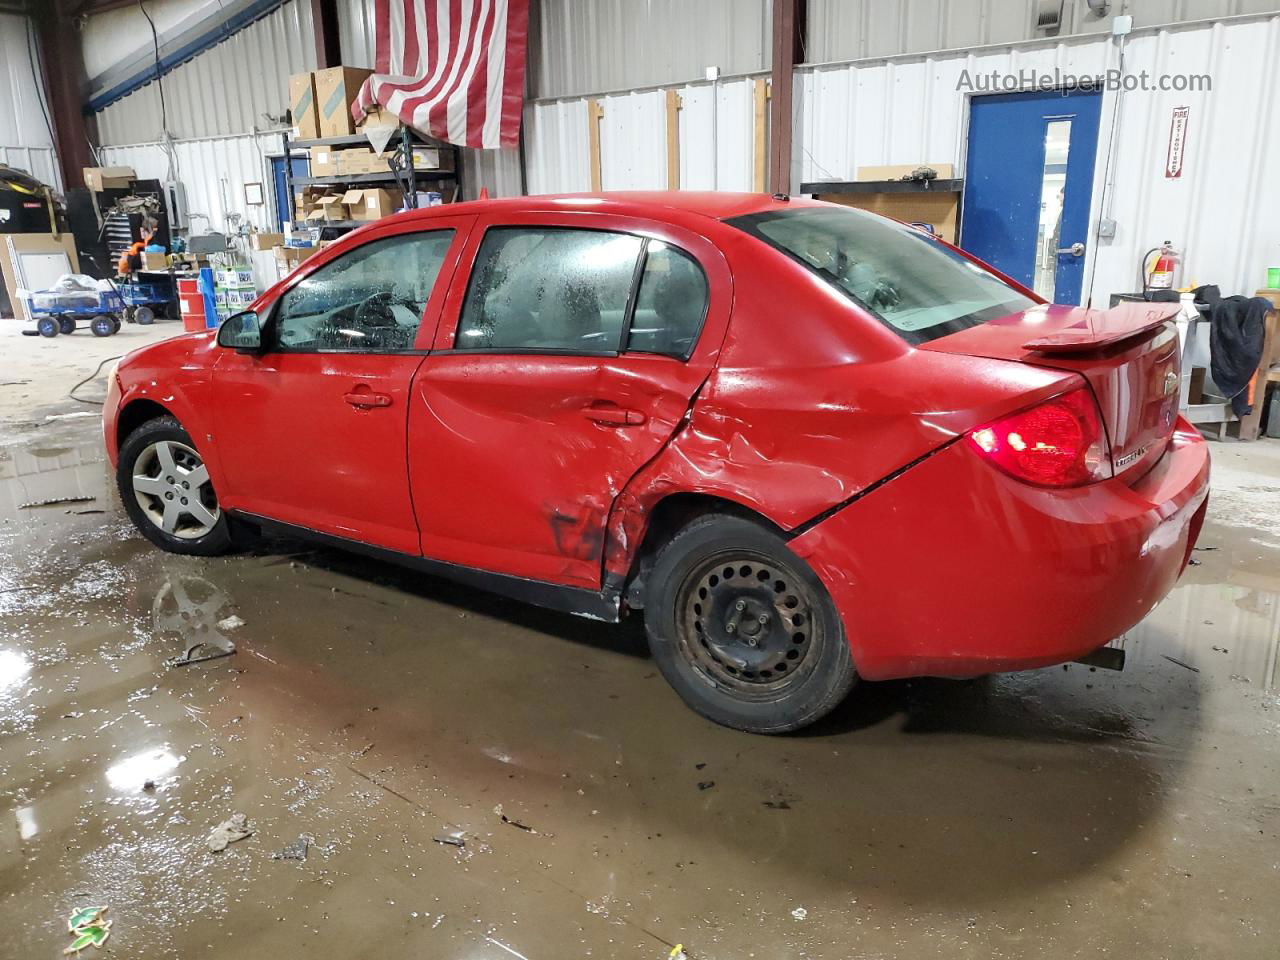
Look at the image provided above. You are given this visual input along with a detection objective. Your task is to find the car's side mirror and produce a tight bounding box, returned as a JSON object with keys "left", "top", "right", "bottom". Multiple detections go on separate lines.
{"left": 217, "top": 310, "right": 263, "bottom": 352}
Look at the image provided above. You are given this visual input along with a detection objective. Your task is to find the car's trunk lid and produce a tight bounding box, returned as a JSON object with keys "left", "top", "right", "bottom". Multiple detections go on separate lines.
{"left": 922, "top": 302, "right": 1182, "bottom": 480}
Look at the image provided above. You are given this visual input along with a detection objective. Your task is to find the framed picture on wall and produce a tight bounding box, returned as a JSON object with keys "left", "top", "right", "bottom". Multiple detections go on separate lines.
{"left": 244, "top": 182, "right": 265, "bottom": 206}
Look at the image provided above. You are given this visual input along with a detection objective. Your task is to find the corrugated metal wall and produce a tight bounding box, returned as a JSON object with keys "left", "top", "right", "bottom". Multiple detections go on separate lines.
{"left": 806, "top": 0, "right": 1280, "bottom": 63}
{"left": 336, "top": 0, "right": 378, "bottom": 68}
{"left": 98, "top": 131, "right": 284, "bottom": 233}
{"left": 794, "top": 13, "right": 1280, "bottom": 305}
{"left": 0, "top": 13, "right": 61, "bottom": 190}
{"left": 94, "top": 0, "right": 316, "bottom": 145}
{"left": 531, "top": 0, "right": 771, "bottom": 99}
{"left": 525, "top": 75, "right": 761, "bottom": 194}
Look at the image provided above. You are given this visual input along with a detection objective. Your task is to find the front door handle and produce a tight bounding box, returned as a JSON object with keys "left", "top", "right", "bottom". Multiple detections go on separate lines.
{"left": 344, "top": 391, "right": 392, "bottom": 409}
{"left": 1056, "top": 242, "right": 1085, "bottom": 257}
{"left": 583, "top": 405, "right": 646, "bottom": 426}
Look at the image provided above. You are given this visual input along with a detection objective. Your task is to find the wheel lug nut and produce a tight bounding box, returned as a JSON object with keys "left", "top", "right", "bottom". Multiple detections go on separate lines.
{"left": 180, "top": 498, "right": 188, "bottom": 505}
{"left": 164, "top": 492, "right": 173, "bottom": 500}
{"left": 758, "top": 614, "right": 769, "bottom": 624}
{"left": 726, "top": 623, "right": 736, "bottom": 633}
{"left": 735, "top": 600, "right": 746, "bottom": 611}
{"left": 181, "top": 481, "right": 189, "bottom": 489}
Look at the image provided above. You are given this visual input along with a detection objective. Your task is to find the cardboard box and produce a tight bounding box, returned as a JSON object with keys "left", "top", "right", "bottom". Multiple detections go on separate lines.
{"left": 337, "top": 147, "right": 376, "bottom": 175}
{"left": 314, "top": 66, "right": 373, "bottom": 137}
{"left": 409, "top": 147, "right": 452, "bottom": 171}
{"left": 83, "top": 166, "right": 135, "bottom": 191}
{"left": 141, "top": 252, "right": 168, "bottom": 270}
{"left": 249, "top": 232, "right": 285, "bottom": 251}
{"left": 357, "top": 104, "right": 398, "bottom": 129}
{"left": 274, "top": 245, "right": 319, "bottom": 268}
{"left": 309, "top": 146, "right": 339, "bottom": 176}
{"left": 342, "top": 188, "right": 399, "bottom": 222}
{"left": 305, "top": 194, "right": 349, "bottom": 223}
{"left": 290, "top": 72, "right": 320, "bottom": 140}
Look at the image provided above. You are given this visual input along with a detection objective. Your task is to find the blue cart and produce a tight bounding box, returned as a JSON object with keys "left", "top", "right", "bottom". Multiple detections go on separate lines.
{"left": 116, "top": 279, "right": 175, "bottom": 325}
{"left": 27, "top": 289, "right": 124, "bottom": 338}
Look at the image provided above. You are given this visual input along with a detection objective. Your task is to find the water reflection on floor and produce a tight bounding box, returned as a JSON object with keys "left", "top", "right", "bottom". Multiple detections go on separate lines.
{"left": 2, "top": 422, "right": 1279, "bottom": 959}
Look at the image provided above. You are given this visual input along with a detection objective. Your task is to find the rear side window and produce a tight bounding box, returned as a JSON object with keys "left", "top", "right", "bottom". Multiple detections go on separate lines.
{"left": 626, "top": 241, "right": 708, "bottom": 359}
{"left": 727, "top": 207, "right": 1035, "bottom": 345}
{"left": 456, "top": 228, "right": 644, "bottom": 353}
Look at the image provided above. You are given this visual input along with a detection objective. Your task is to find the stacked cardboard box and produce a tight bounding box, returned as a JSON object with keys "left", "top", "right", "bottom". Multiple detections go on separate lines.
{"left": 341, "top": 188, "right": 399, "bottom": 222}
{"left": 291, "top": 67, "right": 373, "bottom": 139}
{"left": 214, "top": 266, "right": 257, "bottom": 322}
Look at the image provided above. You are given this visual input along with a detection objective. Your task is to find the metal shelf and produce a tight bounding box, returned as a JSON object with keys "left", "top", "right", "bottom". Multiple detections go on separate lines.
{"left": 294, "top": 170, "right": 455, "bottom": 187}
{"left": 802, "top": 178, "right": 964, "bottom": 195}
{"left": 290, "top": 129, "right": 447, "bottom": 151}
{"left": 282, "top": 121, "right": 463, "bottom": 223}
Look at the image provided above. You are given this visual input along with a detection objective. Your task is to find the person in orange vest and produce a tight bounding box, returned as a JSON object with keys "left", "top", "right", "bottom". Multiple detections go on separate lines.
{"left": 117, "top": 216, "right": 159, "bottom": 276}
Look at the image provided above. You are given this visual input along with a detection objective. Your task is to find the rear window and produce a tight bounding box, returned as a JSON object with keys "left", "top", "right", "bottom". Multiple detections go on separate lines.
{"left": 727, "top": 206, "right": 1036, "bottom": 345}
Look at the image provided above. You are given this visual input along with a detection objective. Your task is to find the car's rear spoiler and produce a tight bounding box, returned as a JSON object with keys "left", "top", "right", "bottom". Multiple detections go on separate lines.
{"left": 1023, "top": 302, "right": 1180, "bottom": 354}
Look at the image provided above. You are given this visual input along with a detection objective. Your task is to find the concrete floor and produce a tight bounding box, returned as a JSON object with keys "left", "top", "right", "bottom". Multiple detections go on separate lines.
{"left": 1, "top": 327, "right": 1279, "bottom": 959}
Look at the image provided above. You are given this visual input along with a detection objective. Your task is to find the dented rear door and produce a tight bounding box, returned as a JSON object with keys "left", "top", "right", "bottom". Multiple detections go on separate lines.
{"left": 407, "top": 209, "right": 732, "bottom": 589}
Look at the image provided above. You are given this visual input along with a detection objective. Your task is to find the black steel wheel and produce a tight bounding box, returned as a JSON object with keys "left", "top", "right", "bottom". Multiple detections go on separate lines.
{"left": 645, "top": 514, "right": 855, "bottom": 733}
{"left": 58, "top": 317, "right": 76, "bottom": 335}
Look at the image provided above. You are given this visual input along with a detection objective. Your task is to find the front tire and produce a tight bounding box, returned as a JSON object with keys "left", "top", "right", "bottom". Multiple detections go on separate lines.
{"left": 644, "top": 515, "right": 856, "bottom": 733}
{"left": 116, "top": 416, "right": 233, "bottom": 556}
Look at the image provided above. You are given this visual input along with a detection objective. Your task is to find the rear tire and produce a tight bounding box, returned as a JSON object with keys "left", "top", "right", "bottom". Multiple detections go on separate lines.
{"left": 117, "top": 416, "right": 233, "bottom": 556}
{"left": 37, "top": 317, "right": 58, "bottom": 337}
{"left": 90, "top": 315, "right": 115, "bottom": 337}
{"left": 58, "top": 317, "right": 76, "bottom": 335}
{"left": 644, "top": 514, "right": 856, "bottom": 733}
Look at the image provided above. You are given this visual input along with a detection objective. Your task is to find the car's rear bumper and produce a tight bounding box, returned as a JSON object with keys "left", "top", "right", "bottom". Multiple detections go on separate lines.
{"left": 789, "top": 419, "right": 1210, "bottom": 681}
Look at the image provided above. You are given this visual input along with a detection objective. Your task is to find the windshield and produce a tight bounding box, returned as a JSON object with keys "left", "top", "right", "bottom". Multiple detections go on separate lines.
{"left": 728, "top": 206, "right": 1037, "bottom": 345}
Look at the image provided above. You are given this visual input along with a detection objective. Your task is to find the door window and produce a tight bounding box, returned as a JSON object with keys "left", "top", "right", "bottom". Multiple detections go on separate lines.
{"left": 625, "top": 241, "right": 708, "bottom": 359}
{"left": 456, "top": 228, "right": 643, "bottom": 353}
{"left": 272, "top": 230, "right": 454, "bottom": 352}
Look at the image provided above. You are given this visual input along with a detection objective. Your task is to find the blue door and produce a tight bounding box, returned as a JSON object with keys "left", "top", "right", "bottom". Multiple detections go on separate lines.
{"left": 960, "top": 89, "right": 1101, "bottom": 306}
{"left": 270, "top": 155, "right": 311, "bottom": 230}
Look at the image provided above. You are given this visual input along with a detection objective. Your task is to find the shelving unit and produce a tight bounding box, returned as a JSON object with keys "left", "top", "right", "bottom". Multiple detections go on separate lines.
{"left": 281, "top": 123, "right": 463, "bottom": 226}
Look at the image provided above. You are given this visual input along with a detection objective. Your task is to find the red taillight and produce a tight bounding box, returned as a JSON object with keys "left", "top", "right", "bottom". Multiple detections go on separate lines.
{"left": 967, "top": 387, "right": 1112, "bottom": 487}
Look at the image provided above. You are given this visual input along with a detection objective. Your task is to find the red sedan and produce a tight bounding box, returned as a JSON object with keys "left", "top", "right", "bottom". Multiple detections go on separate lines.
{"left": 104, "top": 193, "right": 1209, "bottom": 733}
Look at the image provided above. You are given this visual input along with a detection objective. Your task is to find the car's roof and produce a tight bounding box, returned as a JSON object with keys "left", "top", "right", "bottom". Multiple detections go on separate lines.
{"left": 396, "top": 191, "right": 825, "bottom": 226}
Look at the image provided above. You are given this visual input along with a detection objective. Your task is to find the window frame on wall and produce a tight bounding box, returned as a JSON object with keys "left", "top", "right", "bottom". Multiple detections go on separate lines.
{"left": 447, "top": 224, "right": 710, "bottom": 361}
{"left": 265, "top": 228, "right": 458, "bottom": 355}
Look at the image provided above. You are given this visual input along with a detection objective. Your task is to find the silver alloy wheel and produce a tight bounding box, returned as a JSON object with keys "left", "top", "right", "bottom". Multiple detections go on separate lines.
{"left": 131, "top": 440, "right": 220, "bottom": 540}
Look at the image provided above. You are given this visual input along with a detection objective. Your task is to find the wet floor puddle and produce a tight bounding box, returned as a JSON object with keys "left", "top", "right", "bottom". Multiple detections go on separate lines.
{"left": 2, "top": 426, "right": 1279, "bottom": 959}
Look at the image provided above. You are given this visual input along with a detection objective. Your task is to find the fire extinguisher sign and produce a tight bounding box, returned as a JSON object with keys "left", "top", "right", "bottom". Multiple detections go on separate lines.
{"left": 1165, "top": 106, "right": 1190, "bottom": 179}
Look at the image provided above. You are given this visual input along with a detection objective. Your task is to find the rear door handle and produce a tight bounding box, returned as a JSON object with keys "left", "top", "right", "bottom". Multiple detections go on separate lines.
{"left": 344, "top": 391, "right": 393, "bottom": 408}
{"left": 1056, "top": 242, "right": 1085, "bottom": 257}
{"left": 583, "top": 405, "right": 646, "bottom": 426}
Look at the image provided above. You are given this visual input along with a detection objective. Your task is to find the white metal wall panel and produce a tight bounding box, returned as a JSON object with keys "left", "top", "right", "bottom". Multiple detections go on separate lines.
{"left": 525, "top": 100, "right": 593, "bottom": 194}
{"left": 807, "top": 0, "right": 1280, "bottom": 63}
{"left": 461, "top": 147, "right": 525, "bottom": 198}
{"left": 598, "top": 91, "right": 666, "bottom": 190}
{"left": 797, "top": 14, "right": 1280, "bottom": 306}
{"left": 99, "top": 131, "right": 283, "bottom": 233}
{"left": 337, "top": 0, "right": 378, "bottom": 68}
{"left": 532, "top": 0, "right": 770, "bottom": 99}
{"left": 525, "top": 75, "right": 761, "bottom": 195}
{"left": 0, "top": 13, "right": 61, "bottom": 190}
{"left": 94, "top": 0, "right": 316, "bottom": 146}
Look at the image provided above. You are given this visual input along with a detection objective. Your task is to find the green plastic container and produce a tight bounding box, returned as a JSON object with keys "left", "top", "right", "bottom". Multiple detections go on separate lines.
{"left": 1268, "top": 266, "right": 1280, "bottom": 289}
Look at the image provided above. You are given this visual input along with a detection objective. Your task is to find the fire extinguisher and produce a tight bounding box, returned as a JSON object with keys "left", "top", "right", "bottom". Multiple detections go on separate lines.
{"left": 1144, "top": 241, "right": 1180, "bottom": 292}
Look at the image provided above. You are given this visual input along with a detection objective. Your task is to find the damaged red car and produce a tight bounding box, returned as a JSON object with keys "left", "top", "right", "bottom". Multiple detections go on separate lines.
{"left": 104, "top": 193, "right": 1209, "bottom": 733}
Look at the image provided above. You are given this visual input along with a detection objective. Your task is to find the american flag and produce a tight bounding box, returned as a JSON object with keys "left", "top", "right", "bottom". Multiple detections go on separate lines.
{"left": 351, "top": 0, "right": 529, "bottom": 149}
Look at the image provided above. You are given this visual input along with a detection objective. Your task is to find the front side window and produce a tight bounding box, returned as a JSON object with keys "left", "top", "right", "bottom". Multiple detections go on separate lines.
{"left": 728, "top": 207, "right": 1035, "bottom": 345}
{"left": 456, "top": 228, "right": 644, "bottom": 353}
{"left": 272, "top": 230, "right": 454, "bottom": 352}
